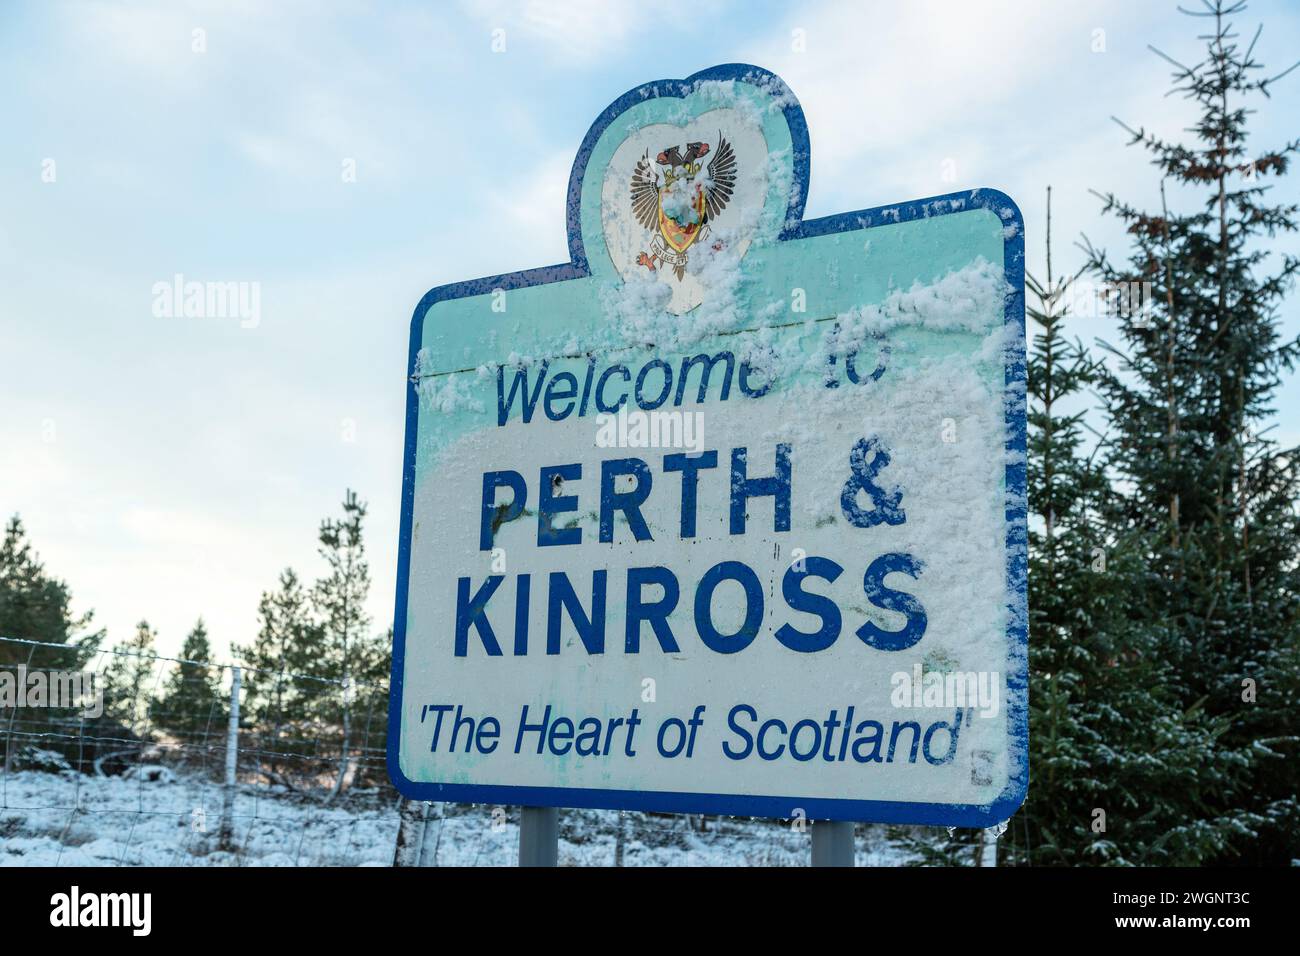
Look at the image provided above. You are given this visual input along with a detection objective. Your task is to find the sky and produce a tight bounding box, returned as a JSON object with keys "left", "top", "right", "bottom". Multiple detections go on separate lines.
{"left": 2, "top": 0, "right": 1298, "bottom": 661}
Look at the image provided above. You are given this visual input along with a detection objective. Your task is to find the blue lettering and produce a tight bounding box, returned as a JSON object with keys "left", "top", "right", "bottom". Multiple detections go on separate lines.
{"left": 479, "top": 470, "right": 527, "bottom": 550}
{"left": 546, "top": 570, "right": 607, "bottom": 654}
{"left": 455, "top": 575, "right": 504, "bottom": 656}
{"left": 543, "top": 371, "right": 579, "bottom": 420}
{"left": 663, "top": 450, "right": 718, "bottom": 538}
{"left": 595, "top": 364, "right": 630, "bottom": 414}
{"left": 538, "top": 463, "right": 581, "bottom": 547}
{"left": 496, "top": 361, "right": 549, "bottom": 426}
{"left": 599, "top": 458, "right": 653, "bottom": 542}
{"left": 634, "top": 358, "right": 673, "bottom": 410}
{"left": 775, "top": 556, "right": 844, "bottom": 652}
{"left": 694, "top": 560, "right": 763, "bottom": 654}
{"left": 674, "top": 352, "right": 734, "bottom": 405}
{"left": 729, "top": 444, "right": 791, "bottom": 535}
{"left": 624, "top": 566, "right": 680, "bottom": 653}
{"left": 856, "top": 552, "right": 927, "bottom": 651}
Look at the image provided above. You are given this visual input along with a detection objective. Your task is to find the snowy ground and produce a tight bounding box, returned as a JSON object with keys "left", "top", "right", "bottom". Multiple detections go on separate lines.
{"left": 0, "top": 768, "right": 923, "bottom": 866}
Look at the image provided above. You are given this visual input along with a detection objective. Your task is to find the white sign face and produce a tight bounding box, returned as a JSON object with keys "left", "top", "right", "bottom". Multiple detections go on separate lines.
{"left": 389, "top": 65, "right": 1028, "bottom": 826}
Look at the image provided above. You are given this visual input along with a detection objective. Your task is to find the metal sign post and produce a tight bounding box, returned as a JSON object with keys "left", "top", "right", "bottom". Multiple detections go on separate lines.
{"left": 388, "top": 63, "right": 1027, "bottom": 842}
{"left": 811, "top": 821, "right": 855, "bottom": 867}
{"left": 518, "top": 806, "right": 559, "bottom": 867}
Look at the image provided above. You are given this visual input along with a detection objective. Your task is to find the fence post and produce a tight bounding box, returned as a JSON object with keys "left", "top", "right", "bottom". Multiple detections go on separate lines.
{"left": 979, "top": 823, "right": 1002, "bottom": 866}
{"left": 811, "top": 820, "right": 855, "bottom": 867}
{"left": 518, "top": 806, "right": 558, "bottom": 866}
{"left": 219, "top": 665, "right": 240, "bottom": 849}
{"left": 393, "top": 798, "right": 429, "bottom": 867}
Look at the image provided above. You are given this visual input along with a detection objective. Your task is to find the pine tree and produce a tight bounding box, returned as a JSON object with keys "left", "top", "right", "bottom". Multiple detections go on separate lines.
{"left": 156, "top": 618, "right": 225, "bottom": 737}
{"left": 103, "top": 620, "right": 159, "bottom": 732}
{"left": 232, "top": 494, "right": 391, "bottom": 793}
{"left": 312, "top": 490, "right": 384, "bottom": 800}
{"left": 1083, "top": 0, "right": 1300, "bottom": 864}
{"left": 0, "top": 516, "right": 106, "bottom": 770}
{"left": 0, "top": 515, "right": 102, "bottom": 669}
{"left": 233, "top": 568, "right": 321, "bottom": 778}
{"left": 1017, "top": 187, "right": 1115, "bottom": 864}
{"left": 1010, "top": 188, "right": 1238, "bottom": 866}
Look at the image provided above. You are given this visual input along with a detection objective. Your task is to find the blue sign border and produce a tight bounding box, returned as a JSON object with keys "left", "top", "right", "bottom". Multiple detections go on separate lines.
{"left": 388, "top": 63, "right": 1027, "bottom": 827}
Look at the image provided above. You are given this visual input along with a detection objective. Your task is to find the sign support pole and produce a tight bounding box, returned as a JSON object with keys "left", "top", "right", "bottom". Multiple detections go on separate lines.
{"left": 811, "top": 820, "right": 855, "bottom": 867}
{"left": 519, "top": 806, "right": 559, "bottom": 866}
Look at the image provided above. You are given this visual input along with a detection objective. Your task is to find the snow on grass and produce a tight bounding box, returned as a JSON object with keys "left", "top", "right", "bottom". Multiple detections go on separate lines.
{"left": 1, "top": 769, "right": 924, "bottom": 867}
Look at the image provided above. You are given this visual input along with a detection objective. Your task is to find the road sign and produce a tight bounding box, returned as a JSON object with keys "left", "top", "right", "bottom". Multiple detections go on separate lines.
{"left": 389, "top": 64, "right": 1027, "bottom": 827}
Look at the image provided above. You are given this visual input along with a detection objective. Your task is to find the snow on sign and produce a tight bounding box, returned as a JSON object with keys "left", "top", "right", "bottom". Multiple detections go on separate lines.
{"left": 388, "top": 64, "right": 1027, "bottom": 826}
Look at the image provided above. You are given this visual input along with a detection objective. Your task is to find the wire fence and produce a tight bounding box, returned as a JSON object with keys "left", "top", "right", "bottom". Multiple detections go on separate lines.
{"left": 0, "top": 634, "right": 399, "bottom": 865}
{"left": 0, "top": 635, "right": 933, "bottom": 866}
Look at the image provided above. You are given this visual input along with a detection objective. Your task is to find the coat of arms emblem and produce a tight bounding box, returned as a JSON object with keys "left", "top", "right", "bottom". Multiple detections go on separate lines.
{"left": 629, "top": 134, "right": 737, "bottom": 280}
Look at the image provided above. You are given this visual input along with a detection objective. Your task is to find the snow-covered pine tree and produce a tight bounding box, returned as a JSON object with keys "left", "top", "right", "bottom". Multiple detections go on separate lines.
{"left": 1011, "top": 188, "right": 1236, "bottom": 865}
{"left": 1018, "top": 187, "right": 1114, "bottom": 864}
{"left": 1083, "top": 0, "right": 1300, "bottom": 865}
{"left": 155, "top": 618, "right": 225, "bottom": 737}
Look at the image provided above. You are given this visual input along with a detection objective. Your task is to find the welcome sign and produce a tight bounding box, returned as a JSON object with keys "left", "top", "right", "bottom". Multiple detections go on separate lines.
{"left": 388, "top": 64, "right": 1027, "bottom": 826}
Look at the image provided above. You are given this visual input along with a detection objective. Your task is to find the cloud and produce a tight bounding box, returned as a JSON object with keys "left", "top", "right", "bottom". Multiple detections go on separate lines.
{"left": 460, "top": 0, "right": 641, "bottom": 63}
{"left": 7, "top": 0, "right": 1299, "bottom": 665}
{"left": 483, "top": 149, "right": 573, "bottom": 261}
{"left": 59, "top": 0, "right": 203, "bottom": 76}
{"left": 458, "top": 0, "right": 723, "bottom": 66}
{"left": 739, "top": 0, "right": 1173, "bottom": 214}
